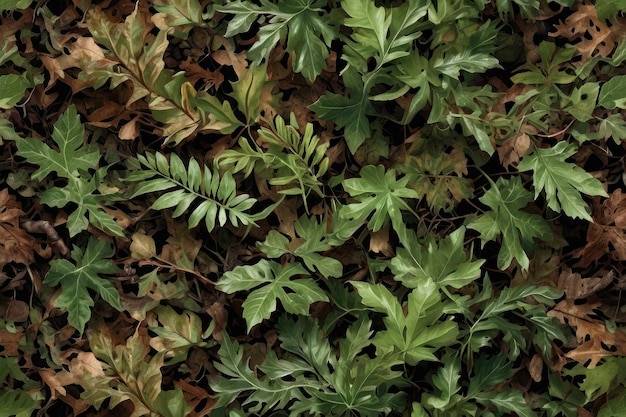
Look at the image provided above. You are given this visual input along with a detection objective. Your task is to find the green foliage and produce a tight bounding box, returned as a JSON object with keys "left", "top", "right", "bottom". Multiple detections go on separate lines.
{"left": 43, "top": 237, "right": 123, "bottom": 335}
{"left": 127, "top": 152, "right": 270, "bottom": 232}
{"left": 4, "top": 0, "right": 626, "bottom": 416}
{"left": 14, "top": 105, "right": 98, "bottom": 180}
{"left": 258, "top": 214, "right": 343, "bottom": 278}
{"left": 212, "top": 316, "right": 405, "bottom": 416}
{"left": 216, "top": 259, "right": 328, "bottom": 331}
{"left": 392, "top": 226, "right": 484, "bottom": 290}
{"left": 467, "top": 176, "right": 552, "bottom": 270}
{"left": 341, "top": 164, "right": 418, "bottom": 232}
{"left": 518, "top": 142, "right": 608, "bottom": 220}
{"left": 218, "top": 0, "right": 336, "bottom": 81}
{"left": 13, "top": 106, "right": 123, "bottom": 236}
{"left": 352, "top": 279, "right": 458, "bottom": 365}
{"left": 216, "top": 114, "right": 330, "bottom": 204}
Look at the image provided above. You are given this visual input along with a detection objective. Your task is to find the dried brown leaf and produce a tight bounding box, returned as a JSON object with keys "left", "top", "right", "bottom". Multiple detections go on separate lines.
{"left": 497, "top": 133, "right": 531, "bottom": 167}
{"left": 549, "top": 299, "right": 626, "bottom": 367}
{"left": 575, "top": 190, "right": 626, "bottom": 267}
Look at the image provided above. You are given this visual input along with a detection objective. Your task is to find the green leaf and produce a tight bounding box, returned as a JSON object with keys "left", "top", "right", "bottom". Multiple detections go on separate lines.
{"left": 39, "top": 176, "right": 124, "bottom": 237}
{"left": 517, "top": 142, "right": 608, "bottom": 220}
{"left": 44, "top": 237, "right": 122, "bottom": 334}
{"left": 431, "top": 20, "right": 501, "bottom": 78}
{"left": 14, "top": 105, "right": 100, "bottom": 180}
{"left": 228, "top": 63, "right": 268, "bottom": 124}
{"left": 257, "top": 215, "right": 343, "bottom": 278}
{"left": 309, "top": 70, "right": 374, "bottom": 154}
{"left": 392, "top": 226, "right": 484, "bottom": 289}
{"left": 422, "top": 355, "right": 462, "bottom": 410}
{"left": 216, "top": 260, "right": 328, "bottom": 331}
{"left": 596, "top": 0, "right": 623, "bottom": 21}
{"left": 128, "top": 152, "right": 267, "bottom": 232}
{"left": 0, "top": 0, "right": 31, "bottom": 12}
{"left": 211, "top": 333, "right": 305, "bottom": 412}
{"left": 0, "top": 74, "right": 31, "bottom": 109}
{"left": 598, "top": 391, "right": 626, "bottom": 417}
{"left": 467, "top": 354, "right": 515, "bottom": 396}
{"left": 599, "top": 75, "right": 626, "bottom": 109}
{"left": 341, "top": 165, "right": 418, "bottom": 232}
{"left": 218, "top": 0, "right": 335, "bottom": 80}
{"left": 473, "top": 389, "right": 536, "bottom": 417}
{"left": 352, "top": 279, "right": 458, "bottom": 365}
{"left": 564, "top": 358, "right": 626, "bottom": 401}
{"left": 467, "top": 176, "right": 552, "bottom": 270}
{"left": 216, "top": 114, "right": 329, "bottom": 205}
{"left": 154, "top": 388, "right": 193, "bottom": 417}
{"left": 0, "top": 390, "right": 38, "bottom": 417}
{"left": 598, "top": 113, "right": 626, "bottom": 144}
{"left": 152, "top": 0, "right": 207, "bottom": 34}
{"left": 564, "top": 83, "right": 599, "bottom": 122}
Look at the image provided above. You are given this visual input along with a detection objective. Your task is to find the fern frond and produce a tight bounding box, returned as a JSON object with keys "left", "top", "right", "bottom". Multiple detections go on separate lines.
{"left": 127, "top": 152, "right": 270, "bottom": 231}
{"left": 216, "top": 114, "right": 330, "bottom": 208}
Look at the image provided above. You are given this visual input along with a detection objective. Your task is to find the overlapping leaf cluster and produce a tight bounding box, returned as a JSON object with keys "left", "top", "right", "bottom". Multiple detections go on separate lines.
{"left": 1, "top": 0, "right": 626, "bottom": 416}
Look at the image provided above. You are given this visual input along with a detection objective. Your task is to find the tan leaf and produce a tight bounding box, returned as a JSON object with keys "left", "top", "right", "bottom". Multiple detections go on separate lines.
{"left": 529, "top": 354, "right": 543, "bottom": 382}
{"left": 369, "top": 228, "right": 394, "bottom": 256}
{"left": 0, "top": 328, "right": 22, "bottom": 356}
{"left": 0, "top": 189, "right": 38, "bottom": 266}
{"left": 575, "top": 190, "right": 626, "bottom": 267}
{"left": 118, "top": 116, "right": 140, "bottom": 140}
{"left": 549, "top": 299, "right": 626, "bottom": 368}
{"left": 39, "top": 369, "right": 67, "bottom": 398}
{"left": 0, "top": 298, "right": 29, "bottom": 322}
{"left": 556, "top": 268, "right": 614, "bottom": 300}
{"left": 497, "top": 133, "right": 530, "bottom": 167}
{"left": 550, "top": 3, "right": 626, "bottom": 64}
{"left": 130, "top": 232, "right": 157, "bottom": 259}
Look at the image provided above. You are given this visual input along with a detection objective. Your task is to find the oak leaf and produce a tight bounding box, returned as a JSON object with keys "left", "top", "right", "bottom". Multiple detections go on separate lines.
{"left": 575, "top": 189, "right": 626, "bottom": 267}
{"left": 549, "top": 299, "right": 626, "bottom": 368}
{"left": 551, "top": 4, "right": 626, "bottom": 63}
{"left": 0, "top": 188, "right": 38, "bottom": 267}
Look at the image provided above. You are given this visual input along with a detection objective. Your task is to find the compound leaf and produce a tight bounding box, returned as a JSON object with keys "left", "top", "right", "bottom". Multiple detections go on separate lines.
{"left": 44, "top": 237, "right": 122, "bottom": 334}
{"left": 14, "top": 105, "right": 99, "bottom": 181}
{"left": 216, "top": 260, "right": 328, "bottom": 331}
{"left": 392, "top": 226, "right": 484, "bottom": 289}
{"left": 467, "top": 176, "right": 552, "bottom": 270}
{"left": 517, "top": 142, "right": 607, "bottom": 220}
{"left": 341, "top": 165, "right": 418, "bottom": 232}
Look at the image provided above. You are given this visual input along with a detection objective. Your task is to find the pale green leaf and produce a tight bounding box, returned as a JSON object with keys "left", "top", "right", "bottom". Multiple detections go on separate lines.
{"left": 342, "top": 165, "right": 418, "bottom": 232}
{"left": 216, "top": 260, "right": 327, "bottom": 331}
{"left": 309, "top": 70, "right": 374, "bottom": 154}
{"left": 599, "top": 75, "right": 626, "bottom": 109}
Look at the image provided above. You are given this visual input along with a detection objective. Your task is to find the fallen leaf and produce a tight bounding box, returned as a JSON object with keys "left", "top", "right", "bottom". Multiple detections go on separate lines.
{"left": 549, "top": 299, "right": 626, "bottom": 368}
{"left": 529, "top": 354, "right": 543, "bottom": 382}
{"left": 575, "top": 190, "right": 626, "bottom": 267}
{"left": 130, "top": 232, "right": 157, "bottom": 259}
{"left": 497, "top": 132, "right": 530, "bottom": 167}
{"left": 369, "top": 228, "right": 394, "bottom": 256}
{"left": 557, "top": 268, "right": 614, "bottom": 300}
